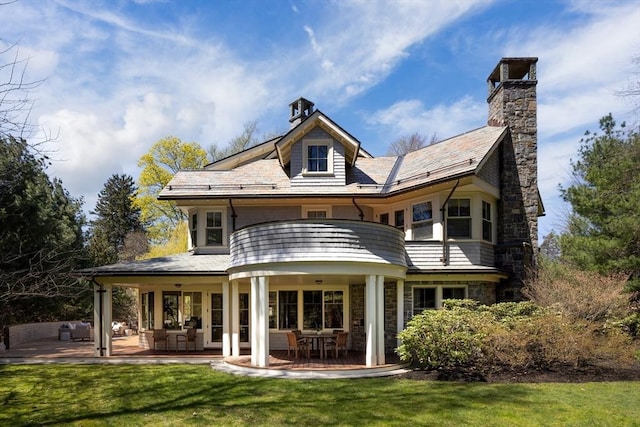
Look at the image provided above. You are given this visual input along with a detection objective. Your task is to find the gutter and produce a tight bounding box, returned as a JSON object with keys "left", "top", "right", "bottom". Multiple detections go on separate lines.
{"left": 352, "top": 197, "right": 365, "bottom": 220}
{"left": 440, "top": 178, "right": 460, "bottom": 265}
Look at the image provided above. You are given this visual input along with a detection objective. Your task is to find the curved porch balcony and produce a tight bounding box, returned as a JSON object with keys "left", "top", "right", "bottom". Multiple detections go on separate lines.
{"left": 229, "top": 219, "right": 407, "bottom": 275}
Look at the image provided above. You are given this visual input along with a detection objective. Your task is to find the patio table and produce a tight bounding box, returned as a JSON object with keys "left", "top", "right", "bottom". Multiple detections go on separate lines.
{"left": 299, "top": 333, "right": 337, "bottom": 359}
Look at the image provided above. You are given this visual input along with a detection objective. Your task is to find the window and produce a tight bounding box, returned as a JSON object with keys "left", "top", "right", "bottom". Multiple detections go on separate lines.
{"left": 303, "top": 206, "right": 331, "bottom": 219}
{"left": 211, "top": 293, "right": 223, "bottom": 342}
{"left": 278, "top": 291, "right": 298, "bottom": 329}
{"left": 141, "top": 292, "right": 154, "bottom": 329}
{"left": 269, "top": 291, "right": 278, "bottom": 329}
{"left": 379, "top": 213, "right": 389, "bottom": 225}
{"left": 307, "top": 145, "right": 328, "bottom": 172}
{"left": 302, "top": 140, "right": 333, "bottom": 174}
{"left": 447, "top": 198, "right": 471, "bottom": 238}
{"left": 162, "top": 291, "right": 180, "bottom": 329}
{"left": 206, "top": 211, "right": 223, "bottom": 246}
{"left": 303, "top": 290, "right": 323, "bottom": 330}
{"left": 482, "top": 200, "right": 492, "bottom": 242}
{"left": 190, "top": 214, "right": 198, "bottom": 248}
{"left": 324, "top": 291, "right": 344, "bottom": 329}
{"left": 239, "top": 293, "right": 249, "bottom": 342}
{"left": 413, "top": 286, "right": 467, "bottom": 313}
{"left": 413, "top": 288, "right": 436, "bottom": 313}
{"left": 183, "top": 291, "right": 202, "bottom": 329}
{"left": 412, "top": 201, "right": 433, "bottom": 240}
{"left": 394, "top": 209, "right": 405, "bottom": 231}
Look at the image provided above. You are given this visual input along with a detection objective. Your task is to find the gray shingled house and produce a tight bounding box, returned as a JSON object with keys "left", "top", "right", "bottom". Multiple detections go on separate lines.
{"left": 80, "top": 57, "right": 543, "bottom": 367}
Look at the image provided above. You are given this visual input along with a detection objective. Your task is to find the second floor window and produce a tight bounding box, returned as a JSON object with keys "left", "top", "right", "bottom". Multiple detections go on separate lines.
{"left": 482, "top": 200, "right": 493, "bottom": 242}
{"left": 307, "top": 144, "right": 328, "bottom": 172}
{"left": 447, "top": 198, "right": 471, "bottom": 239}
{"left": 190, "top": 214, "right": 198, "bottom": 247}
{"left": 206, "top": 211, "right": 223, "bottom": 246}
{"left": 412, "top": 201, "right": 433, "bottom": 240}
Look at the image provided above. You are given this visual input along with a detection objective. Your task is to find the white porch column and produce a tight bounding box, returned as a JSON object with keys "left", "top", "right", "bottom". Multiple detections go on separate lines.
{"left": 222, "top": 281, "right": 231, "bottom": 357}
{"left": 396, "top": 279, "right": 404, "bottom": 348}
{"left": 231, "top": 281, "right": 240, "bottom": 357}
{"left": 365, "top": 274, "right": 378, "bottom": 367}
{"left": 93, "top": 282, "right": 113, "bottom": 357}
{"left": 376, "top": 275, "right": 385, "bottom": 365}
{"left": 250, "top": 276, "right": 269, "bottom": 367}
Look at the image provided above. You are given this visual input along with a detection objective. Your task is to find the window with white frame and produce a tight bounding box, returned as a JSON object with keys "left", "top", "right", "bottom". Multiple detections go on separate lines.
{"left": 413, "top": 286, "right": 467, "bottom": 313}
{"left": 303, "top": 140, "right": 333, "bottom": 174}
{"left": 303, "top": 206, "right": 331, "bottom": 219}
{"left": 412, "top": 201, "right": 433, "bottom": 240}
{"left": 271, "top": 289, "right": 344, "bottom": 330}
{"left": 141, "top": 291, "right": 154, "bottom": 329}
{"left": 205, "top": 211, "right": 223, "bottom": 246}
{"left": 182, "top": 291, "right": 202, "bottom": 329}
{"left": 447, "top": 198, "right": 471, "bottom": 238}
{"left": 394, "top": 209, "right": 405, "bottom": 231}
{"left": 482, "top": 200, "right": 492, "bottom": 242}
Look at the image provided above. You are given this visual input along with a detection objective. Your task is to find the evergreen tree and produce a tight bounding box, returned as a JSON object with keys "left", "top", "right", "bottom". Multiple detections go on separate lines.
{"left": 88, "top": 174, "right": 145, "bottom": 265}
{"left": 560, "top": 114, "right": 640, "bottom": 287}
{"left": 0, "top": 136, "right": 89, "bottom": 323}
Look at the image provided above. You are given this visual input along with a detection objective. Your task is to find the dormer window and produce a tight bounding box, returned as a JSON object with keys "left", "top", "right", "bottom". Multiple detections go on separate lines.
{"left": 303, "top": 139, "right": 333, "bottom": 175}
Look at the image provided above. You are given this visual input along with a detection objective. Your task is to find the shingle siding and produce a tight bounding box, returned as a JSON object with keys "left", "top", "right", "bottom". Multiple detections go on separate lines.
{"left": 290, "top": 128, "right": 346, "bottom": 187}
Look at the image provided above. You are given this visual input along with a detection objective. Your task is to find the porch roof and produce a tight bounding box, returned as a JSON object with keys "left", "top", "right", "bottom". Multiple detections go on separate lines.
{"left": 76, "top": 253, "right": 230, "bottom": 277}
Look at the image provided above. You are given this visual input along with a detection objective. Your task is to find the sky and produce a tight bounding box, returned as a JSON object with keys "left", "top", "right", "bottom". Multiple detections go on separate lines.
{"left": 1, "top": 0, "right": 639, "bottom": 243}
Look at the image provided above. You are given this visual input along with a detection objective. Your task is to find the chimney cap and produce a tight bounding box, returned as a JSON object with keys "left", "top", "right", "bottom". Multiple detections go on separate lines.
{"left": 488, "top": 57, "right": 538, "bottom": 83}
{"left": 289, "top": 97, "right": 315, "bottom": 124}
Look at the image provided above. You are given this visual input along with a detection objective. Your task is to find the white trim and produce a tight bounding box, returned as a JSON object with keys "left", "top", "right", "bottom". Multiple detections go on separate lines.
{"left": 411, "top": 284, "right": 467, "bottom": 312}
{"left": 188, "top": 207, "right": 229, "bottom": 250}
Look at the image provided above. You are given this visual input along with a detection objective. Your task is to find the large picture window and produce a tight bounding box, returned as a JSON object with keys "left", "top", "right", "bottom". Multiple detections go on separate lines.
{"left": 412, "top": 201, "right": 433, "bottom": 240}
{"left": 162, "top": 291, "right": 181, "bottom": 329}
{"left": 447, "top": 198, "right": 471, "bottom": 238}
{"left": 272, "top": 289, "right": 344, "bottom": 330}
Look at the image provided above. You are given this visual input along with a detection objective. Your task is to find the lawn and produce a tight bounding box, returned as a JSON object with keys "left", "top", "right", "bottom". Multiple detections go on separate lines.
{"left": 1, "top": 364, "right": 639, "bottom": 426}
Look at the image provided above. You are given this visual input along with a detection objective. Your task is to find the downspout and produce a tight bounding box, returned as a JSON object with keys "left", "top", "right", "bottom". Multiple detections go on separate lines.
{"left": 440, "top": 179, "right": 460, "bottom": 265}
{"left": 91, "top": 276, "right": 105, "bottom": 357}
{"left": 229, "top": 198, "right": 237, "bottom": 231}
{"left": 352, "top": 197, "right": 365, "bottom": 220}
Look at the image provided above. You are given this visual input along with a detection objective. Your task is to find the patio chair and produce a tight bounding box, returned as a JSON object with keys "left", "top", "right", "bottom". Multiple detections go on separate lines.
{"left": 287, "top": 331, "right": 309, "bottom": 358}
{"left": 176, "top": 328, "right": 197, "bottom": 352}
{"left": 153, "top": 329, "right": 168, "bottom": 351}
{"left": 325, "top": 332, "right": 348, "bottom": 358}
{"left": 71, "top": 324, "right": 91, "bottom": 341}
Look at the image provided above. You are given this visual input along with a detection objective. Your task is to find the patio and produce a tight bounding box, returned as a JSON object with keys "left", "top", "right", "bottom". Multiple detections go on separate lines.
{"left": 0, "top": 335, "right": 409, "bottom": 378}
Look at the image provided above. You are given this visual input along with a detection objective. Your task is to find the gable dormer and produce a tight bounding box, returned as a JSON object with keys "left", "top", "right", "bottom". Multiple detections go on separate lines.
{"left": 277, "top": 97, "right": 370, "bottom": 187}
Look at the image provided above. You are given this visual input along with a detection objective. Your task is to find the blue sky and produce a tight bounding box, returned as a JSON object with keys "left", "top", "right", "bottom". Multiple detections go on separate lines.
{"left": 1, "top": 0, "right": 639, "bottom": 242}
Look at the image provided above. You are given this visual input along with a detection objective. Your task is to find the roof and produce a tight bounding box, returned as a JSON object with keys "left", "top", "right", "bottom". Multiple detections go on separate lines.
{"left": 76, "top": 253, "right": 230, "bottom": 277}
{"left": 159, "top": 125, "right": 508, "bottom": 199}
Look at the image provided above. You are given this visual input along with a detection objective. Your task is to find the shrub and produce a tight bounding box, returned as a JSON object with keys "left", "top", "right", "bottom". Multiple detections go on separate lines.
{"left": 523, "top": 264, "right": 629, "bottom": 322}
{"left": 396, "top": 304, "right": 491, "bottom": 371}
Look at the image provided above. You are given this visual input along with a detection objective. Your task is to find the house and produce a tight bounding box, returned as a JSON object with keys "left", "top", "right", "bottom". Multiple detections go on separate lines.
{"left": 81, "top": 57, "right": 543, "bottom": 367}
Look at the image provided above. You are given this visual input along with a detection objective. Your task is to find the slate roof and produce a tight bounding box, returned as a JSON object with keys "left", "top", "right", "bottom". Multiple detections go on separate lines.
{"left": 76, "top": 253, "right": 230, "bottom": 277}
{"left": 159, "top": 125, "right": 508, "bottom": 200}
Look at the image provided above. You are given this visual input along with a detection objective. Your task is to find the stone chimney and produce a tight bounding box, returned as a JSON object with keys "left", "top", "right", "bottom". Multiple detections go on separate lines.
{"left": 487, "top": 57, "right": 540, "bottom": 301}
{"left": 289, "top": 97, "right": 315, "bottom": 128}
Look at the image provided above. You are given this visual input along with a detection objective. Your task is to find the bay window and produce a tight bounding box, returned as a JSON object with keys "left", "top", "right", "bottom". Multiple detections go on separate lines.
{"left": 447, "top": 198, "right": 471, "bottom": 238}
{"left": 412, "top": 201, "right": 433, "bottom": 240}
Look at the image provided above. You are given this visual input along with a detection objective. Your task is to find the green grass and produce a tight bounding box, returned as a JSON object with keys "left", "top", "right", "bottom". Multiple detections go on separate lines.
{"left": 1, "top": 365, "right": 639, "bottom": 426}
